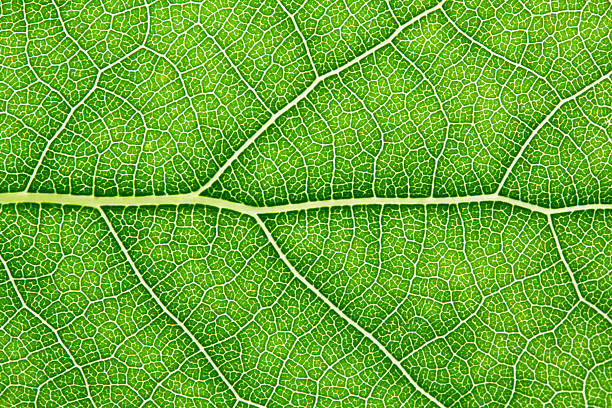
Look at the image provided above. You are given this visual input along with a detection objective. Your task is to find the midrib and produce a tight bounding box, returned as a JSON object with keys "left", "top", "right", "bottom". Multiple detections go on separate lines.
{"left": 0, "top": 191, "right": 610, "bottom": 216}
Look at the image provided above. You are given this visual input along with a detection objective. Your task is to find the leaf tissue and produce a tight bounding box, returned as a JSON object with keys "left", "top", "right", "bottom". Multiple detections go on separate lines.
{"left": 0, "top": 0, "right": 610, "bottom": 407}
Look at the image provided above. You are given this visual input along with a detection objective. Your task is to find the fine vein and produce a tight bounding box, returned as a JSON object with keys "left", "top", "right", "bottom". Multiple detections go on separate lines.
{"left": 255, "top": 216, "right": 449, "bottom": 408}
{"left": 547, "top": 214, "right": 612, "bottom": 325}
{"left": 195, "top": 0, "right": 447, "bottom": 195}
{"left": 497, "top": 70, "right": 611, "bottom": 193}
{"left": 0, "top": 254, "right": 98, "bottom": 408}
{"left": 98, "top": 209, "right": 267, "bottom": 408}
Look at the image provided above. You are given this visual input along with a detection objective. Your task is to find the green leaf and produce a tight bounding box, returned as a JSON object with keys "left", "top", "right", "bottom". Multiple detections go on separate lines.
{"left": 0, "top": 0, "right": 610, "bottom": 407}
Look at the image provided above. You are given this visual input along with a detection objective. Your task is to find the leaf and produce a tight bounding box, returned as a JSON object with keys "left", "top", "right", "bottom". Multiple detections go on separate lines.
{"left": 0, "top": 0, "right": 610, "bottom": 407}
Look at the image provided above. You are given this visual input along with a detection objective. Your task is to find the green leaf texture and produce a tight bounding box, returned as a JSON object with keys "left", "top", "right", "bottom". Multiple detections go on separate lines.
{"left": 0, "top": 0, "right": 610, "bottom": 407}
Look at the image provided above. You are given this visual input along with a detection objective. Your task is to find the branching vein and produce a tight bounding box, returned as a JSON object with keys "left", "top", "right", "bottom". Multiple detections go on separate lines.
{"left": 255, "top": 216, "right": 449, "bottom": 408}
{"left": 97, "top": 209, "right": 267, "bottom": 408}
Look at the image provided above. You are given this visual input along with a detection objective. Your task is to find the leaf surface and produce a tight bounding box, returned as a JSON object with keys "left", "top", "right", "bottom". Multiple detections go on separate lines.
{"left": 0, "top": 0, "right": 611, "bottom": 407}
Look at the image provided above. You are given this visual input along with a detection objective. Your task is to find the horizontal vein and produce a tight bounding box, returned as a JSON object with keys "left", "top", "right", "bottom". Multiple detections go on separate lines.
{"left": 255, "top": 217, "right": 448, "bottom": 408}
{"left": 1, "top": 192, "right": 611, "bottom": 216}
{"left": 195, "top": 0, "right": 447, "bottom": 195}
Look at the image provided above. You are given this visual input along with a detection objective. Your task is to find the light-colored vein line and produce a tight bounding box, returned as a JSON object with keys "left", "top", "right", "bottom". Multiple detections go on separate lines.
{"left": 190, "top": 1, "right": 272, "bottom": 114}
{"left": 25, "top": 76, "right": 96, "bottom": 192}
{"left": 0, "top": 253, "right": 98, "bottom": 408}
{"left": 20, "top": 0, "right": 71, "bottom": 109}
{"left": 204, "top": 30, "right": 273, "bottom": 114}
{"left": 97, "top": 209, "right": 266, "bottom": 408}
{"left": 440, "top": 7, "right": 562, "bottom": 101}
{"left": 135, "top": 46, "right": 203, "bottom": 179}
{"left": 50, "top": 0, "right": 99, "bottom": 69}
{"left": 2, "top": 192, "right": 611, "bottom": 217}
{"left": 195, "top": 0, "right": 447, "bottom": 195}
{"left": 547, "top": 214, "right": 612, "bottom": 325}
{"left": 503, "top": 302, "right": 579, "bottom": 408}
{"left": 276, "top": 0, "right": 319, "bottom": 77}
{"left": 23, "top": 1, "right": 152, "bottom": 194}
{"left": 23, "top": 43, "right": 149, "bottom": 193}
{"left": 402, "top": 256, "right": 562, "bottom": 366}
{"left": 496, "top": 70, "right": 611, "bottom": 194}
{"left": 255, "top": 216, "right": 448, "bottom": 408}
{"left": 389, "top": 41, "right": 451, "bottom": 194}
{"left": 335, "top": 74, "right": 386, "bottom": 195}
{"left": 137, "top": 348, "right": 201, "bottom": 408}
{"left": 385, "top": 0, "right": 401, "bottom": 27}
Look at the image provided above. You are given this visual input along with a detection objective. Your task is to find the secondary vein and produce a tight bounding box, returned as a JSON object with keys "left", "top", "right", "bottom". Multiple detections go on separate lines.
{"left": 98, "top": 209, "right": 267, "bottom": 408}
{"left": 195, "top": 0, "right": 448, "bottom": 195}
{"left": 255, "top": 216, "right": 449, "bottom": 408}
